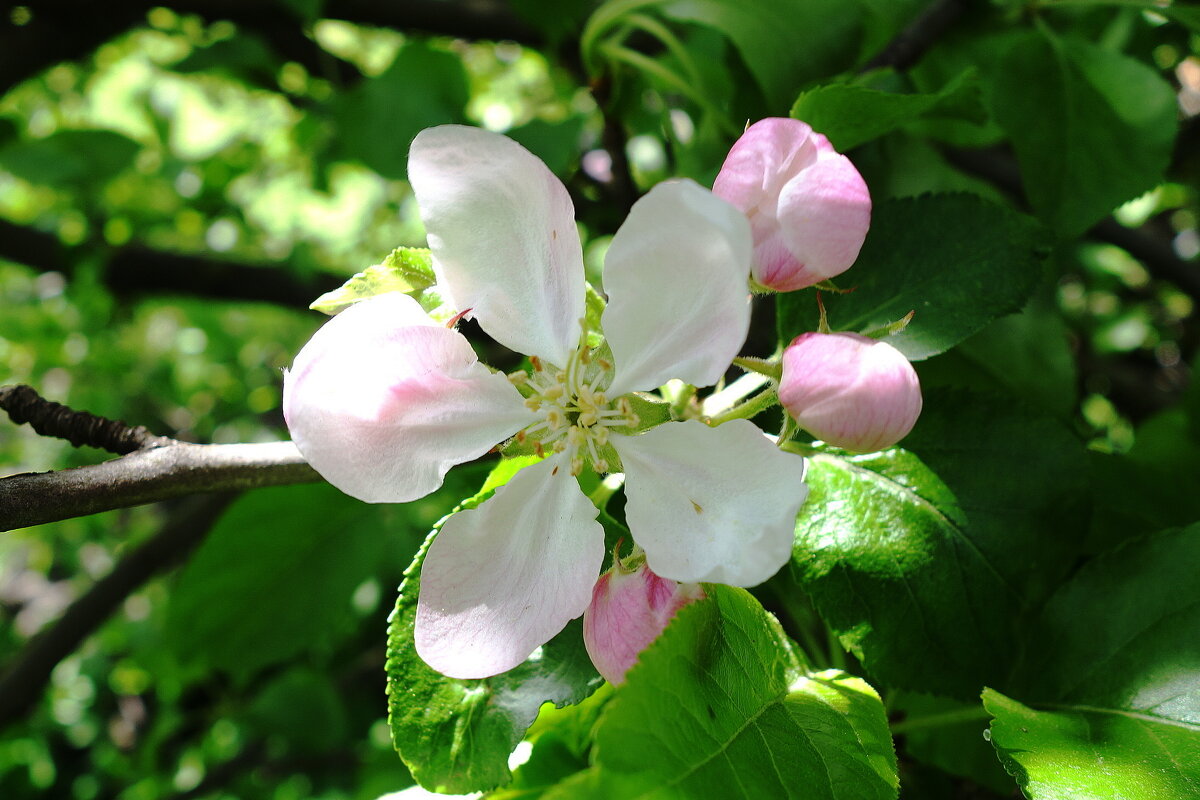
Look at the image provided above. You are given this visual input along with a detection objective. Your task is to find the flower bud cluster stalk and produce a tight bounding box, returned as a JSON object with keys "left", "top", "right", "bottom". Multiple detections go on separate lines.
{"left": 711, "top": 116, "right": 922, "bottom": 452}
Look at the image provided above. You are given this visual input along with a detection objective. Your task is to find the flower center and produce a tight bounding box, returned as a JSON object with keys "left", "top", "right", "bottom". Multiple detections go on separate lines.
{"left": 508, "top": 322, "right": 639, "bottom": 476}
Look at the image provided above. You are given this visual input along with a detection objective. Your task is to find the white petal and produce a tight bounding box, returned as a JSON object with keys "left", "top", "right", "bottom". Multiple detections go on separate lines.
{"left": 415, "top": 454, "right": 605, "bottom": 679}
{"left": 408, "top": 125, "right": 584, "bottom": 366}
{"left": 612, "top": 420, "right": 807, "bottom": 586}
{"left": 283, "top": 293, "right": 534, "bottom": 504}
{"left": 601, "top": 180, "right": 753, "bottom": 396}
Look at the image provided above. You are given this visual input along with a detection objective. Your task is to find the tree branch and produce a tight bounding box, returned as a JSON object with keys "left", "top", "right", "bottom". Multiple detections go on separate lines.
{"left": 0, "top": 382, "right": 320, "bottom": 530}
{"left": 0, "top": 218, "right": 342, "bottom": 307}
{"left": 1, "top": 441, "right": 319, "bottom": 532}
{"left": 861, "top": 0, "right": 969, "bottom": 73}
{"left": 0, "top": 0, "right": 541, "bottom": 96}
{"left": 0, "top": 493, "right": 235, "bottom": 728}
{"left": 0, "top": 384, "right": 172, "bottom": 454}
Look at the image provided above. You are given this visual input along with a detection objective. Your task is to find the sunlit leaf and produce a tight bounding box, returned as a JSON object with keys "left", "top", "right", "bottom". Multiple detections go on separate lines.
{"left": 569, "top": 586, "right": 898, "bottom": 799}
{"left": 791, "top": 69, "right": 986, "bottom": 151}
{"left": 985, "top": 689, "right": 1200, "bottom": 800}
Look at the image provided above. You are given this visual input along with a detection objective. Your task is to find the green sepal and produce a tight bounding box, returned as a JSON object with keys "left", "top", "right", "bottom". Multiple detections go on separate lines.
{"left": 310, "top": 247, "right": 454, "bottom": 320}
{"left": 584, "top": 284, "right": 606, "bottom": 348}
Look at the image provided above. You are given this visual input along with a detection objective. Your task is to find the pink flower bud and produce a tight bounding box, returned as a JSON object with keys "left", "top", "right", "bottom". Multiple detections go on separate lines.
{"left": 780, "top": 332, "right": 922, "bottom": 452}
{"left": 713, "top": 118, "right": 871, "bottom": 292}
{"left": 583, "top": 562, "right": 704, "bottom": 685}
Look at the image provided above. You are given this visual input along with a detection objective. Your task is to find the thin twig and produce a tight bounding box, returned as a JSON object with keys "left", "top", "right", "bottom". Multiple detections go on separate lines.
{"left": 0, "top": 441, "right": 319, "bottom": 532}
{"left": 0, "top": 494, "right": 237, "bottom": 729}
{"left": 0, "top": 384, "right": 173, "bottom": 454}
{"left": 861, "top": 0, "right": 970, "bottom": 73}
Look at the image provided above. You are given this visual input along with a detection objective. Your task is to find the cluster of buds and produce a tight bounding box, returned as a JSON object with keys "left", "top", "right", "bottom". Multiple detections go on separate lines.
{"left": 715, "top": 117, "right": 921, "bottom": 451}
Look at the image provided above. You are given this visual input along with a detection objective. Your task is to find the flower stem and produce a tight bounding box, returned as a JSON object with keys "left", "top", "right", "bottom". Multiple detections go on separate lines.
{"left": 589, "top": 472, "right": 626, "bottom": 509}
{"left": 780, "top": 440, "right": 821, "bottom": 457}
{"left": 706, "top": 386, "right": 779, "bottom": 426}
{"left": 731, "top": 356, "right": 782, "bottom": 380}
{"left": 889, "top": 707, "right": 991, "bottom": 735}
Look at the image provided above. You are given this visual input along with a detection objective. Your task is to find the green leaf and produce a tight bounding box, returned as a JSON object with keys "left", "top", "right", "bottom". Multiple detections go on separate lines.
{"left": 326, "top": 41, "right": 469, "bottom": 179}
{"left": 987, "top": 30, "right": 1178, "bottom": 236}
{"left": 927, "top": 290, "right": 1077, "bottom": 418}
{"left": 776, "top": 194, "right": 1048, "bottom": 361}
{"left": 386, "top": 458, "right": 602, "bottom": 794}
{"left": 0, "top": 129, "right": 139, "bottom": 187}
{"left": 793, "top": 389, "right": 1087, "bottom": 698}
{"left": 1018, "top": 524, "right": 1200, "bottom": 721}
{"left": 984, "top": 689, "right": 1200, "bottom": 800}
{"left": 791, "top": 70, "right": 986, "bottom": 151}
{"left": 309, "top": 247, "right": 437, "bottom": 315}
{"left": 163, "top": 483, "right": 394, "bottom": 680}
{"left": 662, "top": 0, "right": 864, "bottom": 109}
{"left": 581, "top": 586, "right": 898, "bottom": 799}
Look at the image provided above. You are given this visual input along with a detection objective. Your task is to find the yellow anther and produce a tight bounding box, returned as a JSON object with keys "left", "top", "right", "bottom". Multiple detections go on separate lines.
{"left": 515, "top": 430, "right": 527, "bottom": 444}
{"left": 597, "top": 358, "right": 612, "bottom": 371}
{"left": 594, "top": 458, "right": 609, "bottom": 473}
{"left": 546, "top": 409, "right": 566, "bottom": 429}
{"left": 570, "top": 456, "right": 584, "bottom": 476}
{"left": 542, "top": 384, "right": 564, "bottom": 401}
{"left": 524, "top": 398, "right": 542, "bottom": 412}
{"left": 580, "top": 346, "right": 592, "bottom": 364}
{"left": 555, "top": 370, "right": 568, "bottom": 384}
{"left": 507, "top": 371, "right": 528, "bottom": 386}
{"left": 578, "top": 411, "right": 598, "bottom": 427}
{"left": 553, "top": 439, "right": 568, "bottom": 453}
{"left": 530, "top": 355, "right": 544, "bottom": 372}
{"left": 593, "top": 392, "right": 607, "bottom": 406}
{"left": 593, "top": 427, "right": 610, "bottom": 445}
{"left": 567, "top": 426, "right": 586, "bottom": 446}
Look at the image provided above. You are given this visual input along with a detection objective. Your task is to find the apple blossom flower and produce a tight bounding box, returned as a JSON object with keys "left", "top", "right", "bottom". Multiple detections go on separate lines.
{"left": 583, "top": 559, "right": 704, "bottom": 685}
{"left": 779, "top": 331, "right": 922, "bottom": 452}
{"left": 713, "top": 118, "right": 871, "bottom": 292}
{"left": 283, "top": 125, "right": 808, "bottom": 680}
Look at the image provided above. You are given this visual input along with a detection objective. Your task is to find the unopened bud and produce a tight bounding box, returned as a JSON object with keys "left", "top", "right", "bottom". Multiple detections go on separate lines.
{"left": 713, "top": 118, "right": 870, "bottom": 292}
{"left": 779, "top": 332, "right": 921, "bottom": 452}
{"left": 583, "top": 562, "right": 704, "bottom": 685}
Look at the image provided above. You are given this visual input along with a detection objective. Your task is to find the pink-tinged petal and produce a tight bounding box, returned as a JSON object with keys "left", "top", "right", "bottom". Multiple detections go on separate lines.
{"left": 774, "top": 141, "right": 871, "bottom": 289}
{"left": 713, "top": 118, "right": 870, "bottom": 291}
{"left": 583, "top": 562, "right": 704, "bottom": 684}
{"left": 283, "top": 293, "right": 534, "bottom": 504}
{"left": 780, "top": 332, "right": 922, "bottom": 452}
{"left": 601, "top": 181, "right": 752, "bottom": 396}
{"left": 713, "top": 118, "right": 820, "bottom": 213}
{"left": 415, "top": 454, "right": 606, "bottom": 679}
{"left": 612, "top": 420, "right": 807, "bottom": 586}
{"left": 408, "top": 125, "right": 584, "bottom": 366}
